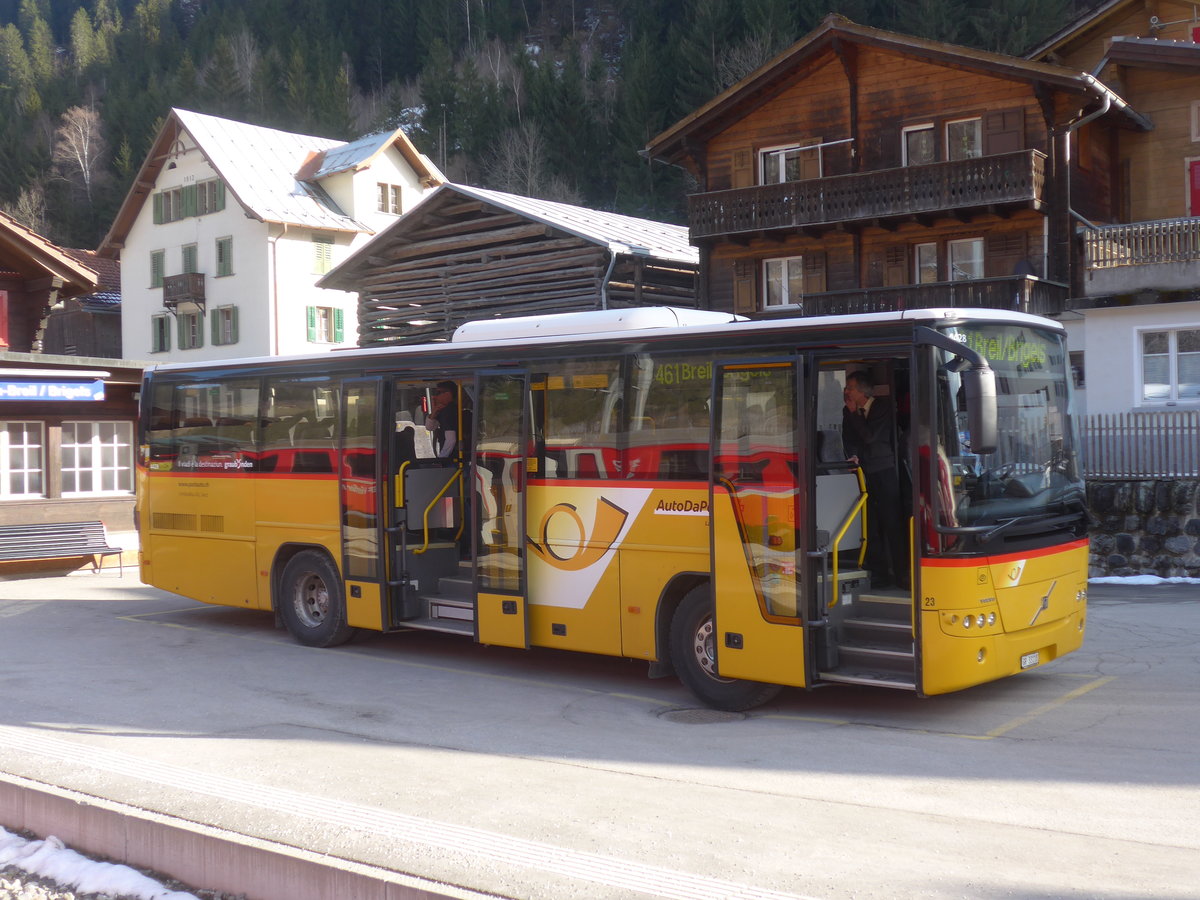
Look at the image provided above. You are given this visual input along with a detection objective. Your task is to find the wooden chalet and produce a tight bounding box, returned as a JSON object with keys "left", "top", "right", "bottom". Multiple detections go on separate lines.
{"left": 643, "top": 14, "right": 1150, "bottom": 318}
{"left": 319, "top": 183, "right": 700, "bottom": 346}
{"left": 0, "top": 212, "right": 141, "bottom": 532}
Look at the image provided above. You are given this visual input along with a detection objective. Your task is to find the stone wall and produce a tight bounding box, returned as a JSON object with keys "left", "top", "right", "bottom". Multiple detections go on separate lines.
{"left": 1087, "top": 479, "right": 1200, "bottom": 577}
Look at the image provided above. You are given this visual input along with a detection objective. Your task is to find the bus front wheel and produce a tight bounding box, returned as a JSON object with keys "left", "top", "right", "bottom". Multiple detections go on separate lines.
{"left": 279, "top": 550, "right": 355, "bottom": 648}
{"left": 669, "top": 587, "right": 781, "bottom": 712}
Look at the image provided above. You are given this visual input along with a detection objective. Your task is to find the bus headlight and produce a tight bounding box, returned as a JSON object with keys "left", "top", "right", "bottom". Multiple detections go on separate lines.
{"left": 963, "top": 617, "right": 972, "bottom": 629}
{"left": 987, "top": 612, "right": 996, "bottom": 626}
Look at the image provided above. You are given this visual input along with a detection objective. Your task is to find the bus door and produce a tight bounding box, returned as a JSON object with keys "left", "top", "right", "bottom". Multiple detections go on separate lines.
{"left": 472, "top": 371, "right": 530, "bottom": 648}
{"left": 710, "top": 359, "right": 808, "bottom": 687}
{"left": 385, "top": 378, "right": 470, "bottom": 631}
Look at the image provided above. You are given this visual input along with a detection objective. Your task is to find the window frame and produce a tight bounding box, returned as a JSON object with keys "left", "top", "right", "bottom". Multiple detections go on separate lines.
{"left": 212, "top": 304, "right": 239, "bottom": 346}
{"left": 902, "top": 123, "right": 936, "bottom": 166}
{"left": 948, "top": 237, "right": 984, "bottom": 281}
{"left": 758, "top": 143, "right": 821, "bottom": 184}
{"left": 216, "top": 236, "right": 233, "bottom": 277}
{"left": 762, "top": 256, "right": 805, "bottom": 309}
{"left": 178, "top": 311, "right": 204, "bottom": 350}
{"left": 0, "top": 421, "right": 45, "bottom": 498}
{"left": 59, "top": 420, "right": 134, "bottom": 497}
{"left": 1139, "top": 326, "right": 1200, "bottom": 404}
{"left": 150, "top": 249, "right": 165, "bottom": 288}
{"left": 914, "top": 242, "right": 939, "bottom": 283}
{"left": 313, "top": 235, "right": 334, "bottom": 275}
{"left": 307, "top": 305, "right": 345, "bottom": 344}
{"left": 151, "top": 314, "right": 172, "bottom": 353}
{"left": 944, "top": 117, "right": 983, "bottom": 162}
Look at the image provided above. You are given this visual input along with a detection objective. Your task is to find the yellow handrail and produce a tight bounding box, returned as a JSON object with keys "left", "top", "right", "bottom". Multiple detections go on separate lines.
{"left": 412, "top": 466, "right": 463, "bottom": 555}
{"left": 828, "top": 467, "right": 868, "bottom": 608}
{"left": 393, "top": 460, "right": 411, "bottom": 508}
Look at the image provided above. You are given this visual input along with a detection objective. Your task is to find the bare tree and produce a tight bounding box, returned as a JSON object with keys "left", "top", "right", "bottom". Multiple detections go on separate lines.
{"left": 484, "top": 122, "right": 581, "bottom": 204}
{"left": 1, "top": 182, "right": 48, "bottom": 234}
{"left": 52, "top": 105, "right": 107, "bottom": 204}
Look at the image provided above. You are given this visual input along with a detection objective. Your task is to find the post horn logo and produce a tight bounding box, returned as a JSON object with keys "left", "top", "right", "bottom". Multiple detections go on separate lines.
{"left": 527, "top": 496, "right": 630, "bottom": 571}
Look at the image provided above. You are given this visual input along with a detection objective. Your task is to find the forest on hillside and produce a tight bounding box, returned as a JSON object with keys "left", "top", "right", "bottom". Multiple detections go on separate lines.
{"left": 0, "top": 0, "right": 1083, "bottom": 249}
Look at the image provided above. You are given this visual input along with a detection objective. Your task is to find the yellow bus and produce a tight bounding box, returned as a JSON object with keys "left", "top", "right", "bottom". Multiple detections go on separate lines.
{"left": 137, "top": 306, "right": 1089, "bottom": 710}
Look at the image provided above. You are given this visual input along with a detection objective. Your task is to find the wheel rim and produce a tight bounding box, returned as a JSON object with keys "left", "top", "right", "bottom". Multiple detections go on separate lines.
{"left": 692, "top": 614, "right": 734, "bottom": 683}
{"left": 293, "top": 571, "right": 329, "bottom": 628}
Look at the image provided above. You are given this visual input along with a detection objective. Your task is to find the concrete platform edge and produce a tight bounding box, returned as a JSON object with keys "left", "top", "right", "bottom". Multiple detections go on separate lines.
{"left": 0, "top": 771, "right": 496, "bottom": 900}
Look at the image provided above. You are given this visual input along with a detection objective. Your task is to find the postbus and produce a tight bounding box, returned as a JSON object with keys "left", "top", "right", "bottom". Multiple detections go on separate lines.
{"left": 136, "top": 306, "right": 1089, "bottom": 710}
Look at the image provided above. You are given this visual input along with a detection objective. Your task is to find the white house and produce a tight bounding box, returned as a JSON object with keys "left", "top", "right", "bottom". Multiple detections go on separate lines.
{"left": 99, "top": 108, "right": 443, "bottom": 361}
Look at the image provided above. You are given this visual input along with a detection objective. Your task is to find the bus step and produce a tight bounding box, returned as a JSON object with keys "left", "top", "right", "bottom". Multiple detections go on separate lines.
{"left": 851, "top": 594, "right": 912, "bottom": 621}
{"left": 835, "top": 640, "right": 914, "bottom": 671}
{"left": 817, "top": 667, "right": 916, "bottom": 690}
{"left": 400, "top": 617, "right": 475, "bottom": 637}
{"left": 436, "top": 574, "right": 474, "bottom": 600}
{"left": 427, "top": 596, "right": 475, "bottom": 622}
{"left": 842, "top": 618, "right": 913, "bottom": 646}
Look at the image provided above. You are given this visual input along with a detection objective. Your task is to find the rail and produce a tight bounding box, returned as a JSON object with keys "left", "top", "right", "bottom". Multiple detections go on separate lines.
{"left": 1079, "top": 410, "right": 1200, "bottom": 478}
{"left": 1083, "top": 218, "right": 1200, "bottom": 269}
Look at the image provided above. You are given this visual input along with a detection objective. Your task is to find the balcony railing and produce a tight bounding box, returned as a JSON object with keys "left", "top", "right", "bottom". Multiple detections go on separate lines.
{"left": 690, "top": 150, "right": 1047, "bottom": 238}
{"left": 163, "top": 272, "right": 205, "bottom": 311}
{"left": 1083, "top": 218, "right": 1200, "bottom": 269}
{"left": 754, "top": 275, "right": 1068, "bottom": 318}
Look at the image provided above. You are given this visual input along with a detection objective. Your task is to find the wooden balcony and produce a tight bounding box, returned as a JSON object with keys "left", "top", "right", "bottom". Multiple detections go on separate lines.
{"left": 163, "top": 273, "right": 205, "bottom": 311}
{"left": 1080, "top": 218, "right": 1200, "bottom": 298}
{"left": 689, "top": 150, "right": 1047, "bottom": 238}
{"left": 753, "top": 275, "right": 1068, "bottom": 318}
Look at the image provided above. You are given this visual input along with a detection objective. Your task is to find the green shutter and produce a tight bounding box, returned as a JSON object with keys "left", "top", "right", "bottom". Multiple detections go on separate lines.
{"left": 215, "top": 179, "right": 226, "bottom": 211}
{"left": 152, "top": 193, "right": 163, "bottom": 224}
{"left": 306, "top": 306, "right": 317, "bottom": 342}
{"left": 177, "top": 313, "right": 187, "bottom": 348}
{"left": 182, "top": 244, "right": 197, "bottom": 273}
{"left": 150, "top": 250, "right": 164, "bottom": 287}
{"left": 182, "top": 183, "right": 198, "bottom": 217}
{"left": 216, "top": 237, "right": 232, "bottom": 276}
{"left": 230, "top": 305, "right": 239, "bottom": 343}
{"left": 211, "top": 309, "right": 220, "bottom": 345}
{"left": 333, "top": 308, "right": 344, "bottom": 342}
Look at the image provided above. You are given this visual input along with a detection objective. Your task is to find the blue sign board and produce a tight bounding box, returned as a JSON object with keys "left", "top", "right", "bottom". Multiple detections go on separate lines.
{"left": 0, "top": 380, "right": 106, "bottom": 401}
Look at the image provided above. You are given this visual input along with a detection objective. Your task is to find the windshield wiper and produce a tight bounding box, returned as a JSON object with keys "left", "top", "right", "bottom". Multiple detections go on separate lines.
{"left": 936, "top": 511, "right": 1084, "bottom": 543}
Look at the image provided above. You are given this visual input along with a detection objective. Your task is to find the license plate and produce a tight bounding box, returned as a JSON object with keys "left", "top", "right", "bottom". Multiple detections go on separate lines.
{"left": 1020, "top": 651, "right": 1040, "bottom": 669}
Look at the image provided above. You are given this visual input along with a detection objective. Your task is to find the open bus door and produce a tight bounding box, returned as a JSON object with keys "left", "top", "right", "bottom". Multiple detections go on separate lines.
{"left": 709, "top": 360, "right": 809, "bottom": 688}
{"left": 472, "top": 371, "right": 530, "bottom": 648}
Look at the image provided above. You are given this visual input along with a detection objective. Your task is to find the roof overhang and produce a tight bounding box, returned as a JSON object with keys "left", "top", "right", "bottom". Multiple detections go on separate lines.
{"left": 645, "top": 14, "right": 1141, "bottom": 167}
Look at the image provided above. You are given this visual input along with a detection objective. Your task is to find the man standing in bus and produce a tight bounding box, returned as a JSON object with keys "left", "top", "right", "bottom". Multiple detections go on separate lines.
{"left": 426, "top": 381, "right": 464, "bottom": 458}
{"left": 842, "top": 370, "right": 909, "bottom": 590}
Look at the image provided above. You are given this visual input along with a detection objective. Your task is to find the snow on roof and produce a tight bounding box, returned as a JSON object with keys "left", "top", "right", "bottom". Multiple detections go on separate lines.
{"left": 310, "top": 130, "right": 393, "bottom": 178}
{"left": 448, "top": 184, "right": 699, "bottom": 264}
{"left": 173, "top": 108, "right": 364, "bottom": 232}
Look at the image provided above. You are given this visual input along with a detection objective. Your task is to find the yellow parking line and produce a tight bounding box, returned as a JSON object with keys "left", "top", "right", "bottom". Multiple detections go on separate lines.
{"left": 984, "top": 675, "right": 1115, "bottom": 738}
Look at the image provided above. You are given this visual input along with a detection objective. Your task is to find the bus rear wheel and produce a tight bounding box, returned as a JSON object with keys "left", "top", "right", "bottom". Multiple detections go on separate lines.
{"left": 279, "top": 550, "right": 355, "bottom": 648}
{"left": 669, "top": 586, "right": 781, "bottom": 712}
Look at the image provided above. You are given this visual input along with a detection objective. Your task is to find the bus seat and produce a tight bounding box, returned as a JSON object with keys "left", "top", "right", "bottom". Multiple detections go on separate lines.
{"left": 262, "top": 419, "right": 295, "bottom": 447}
{"left": 395, "top": 426, "right": 417, "bottom": 465}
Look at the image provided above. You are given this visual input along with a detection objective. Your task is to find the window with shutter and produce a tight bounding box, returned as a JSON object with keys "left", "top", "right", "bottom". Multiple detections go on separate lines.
{"left": 212, "top": 305, "right": 238, "bottom": 345}
{"left": 150, "top": 250, "right": 165, "bottom": 288}
{"left": 182, "top": 244, "right": 198, "bottom": 274}
{"left": 151, "top": 315, "right": 171, "bottom": 353}
{"left": 313, "top": 236, "right": 334, "bottom": 274}
{"left": 216, "top": 237, "right": 233, "bottom": 276}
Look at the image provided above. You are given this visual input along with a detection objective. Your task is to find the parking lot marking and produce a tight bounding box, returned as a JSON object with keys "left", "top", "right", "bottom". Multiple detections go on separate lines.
{"left": 984, "top": 675, "right": 1115, "bottom": 738}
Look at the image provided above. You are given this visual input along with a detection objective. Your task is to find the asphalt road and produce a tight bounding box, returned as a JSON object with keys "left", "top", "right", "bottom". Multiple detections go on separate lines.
{"left": 0, "top": 572, "right": 1197, "bottom": 900}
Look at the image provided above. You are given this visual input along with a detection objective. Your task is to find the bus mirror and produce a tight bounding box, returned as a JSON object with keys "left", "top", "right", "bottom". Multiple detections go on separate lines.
{"left": 963, "top": 367, "right": 997, "bottom": 455}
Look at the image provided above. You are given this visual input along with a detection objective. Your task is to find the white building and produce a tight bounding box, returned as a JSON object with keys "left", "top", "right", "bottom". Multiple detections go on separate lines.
{"left": 99, "top": 108, "right": 443, "bottom": 361}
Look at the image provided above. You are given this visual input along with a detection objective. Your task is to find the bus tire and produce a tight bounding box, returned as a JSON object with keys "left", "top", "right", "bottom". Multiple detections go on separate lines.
{"left": 668, "top": 586, "right": 781, "bottom": 712}
{"left": 278, "top": 550, "right": 355, "bottom": 648}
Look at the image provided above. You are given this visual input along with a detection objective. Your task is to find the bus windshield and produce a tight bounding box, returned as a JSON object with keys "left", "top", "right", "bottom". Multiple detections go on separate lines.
{"left": 933, "top": 323, "right": 1085, "bottom": 538}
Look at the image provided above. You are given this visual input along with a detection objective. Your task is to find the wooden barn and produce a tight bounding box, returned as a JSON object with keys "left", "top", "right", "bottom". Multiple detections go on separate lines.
{"left": 319, "top": 183, "right": 700, "bottom": 346}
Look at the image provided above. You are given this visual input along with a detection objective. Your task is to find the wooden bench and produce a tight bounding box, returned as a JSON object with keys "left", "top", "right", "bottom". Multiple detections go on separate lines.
{"left": 0, "top": 521, "right": 124, "bottom": 574}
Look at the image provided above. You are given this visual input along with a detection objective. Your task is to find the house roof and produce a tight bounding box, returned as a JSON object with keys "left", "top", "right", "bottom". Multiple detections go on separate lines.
{"left": 1024, "top": 0, "right": 1138, "bottom": 60}
{"left": 97, "top": 109, "right": 443, "bottom": 257}
{"left": 319, "top": 183, "right": 698, "bottom": 291}
{"left": 645, "top": 13, "right": 1146, "bottom": 166}
{"left": 305, "top": 127, "right": 445, "bottom": 183}
{"left": 448, "top": 184, "right": 698, "bottom": 263}
{"left": 0, "top": 210, "right": 100, "bottom": 297}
